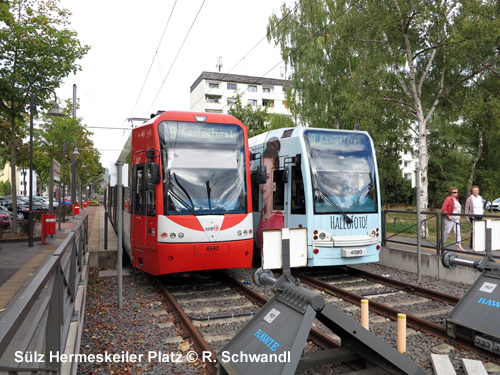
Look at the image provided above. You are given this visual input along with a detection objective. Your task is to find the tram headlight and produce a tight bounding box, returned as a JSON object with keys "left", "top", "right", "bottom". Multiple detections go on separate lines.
{"left": 237, "top": 230, "right": 242, "bottom": 236}
{"left": 319, "top": 232, "right": 326, "bottom": 240}
{"left": 178, "top": 233, "right": 184, "bottom": 238}
{"left": 170, "top": 233, "right": 176, "bottom": 239}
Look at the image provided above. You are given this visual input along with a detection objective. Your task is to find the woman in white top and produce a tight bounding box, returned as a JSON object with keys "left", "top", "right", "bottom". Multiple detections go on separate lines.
{"left": 465, "top": 185, "right": 484, "bottom": 248}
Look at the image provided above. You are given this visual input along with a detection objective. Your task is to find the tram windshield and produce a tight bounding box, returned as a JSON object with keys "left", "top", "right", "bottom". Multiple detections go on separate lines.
{"left": 159, "top": 121, "right": 247, "bottom": 215}
{"left": 304, "top": 130, "right": 378, "bottom": 214}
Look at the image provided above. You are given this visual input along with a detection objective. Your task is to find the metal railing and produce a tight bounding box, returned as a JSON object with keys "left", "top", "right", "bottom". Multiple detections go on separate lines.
{"left": 0, "top": 213, "right": 89, "bottom": 375}
{"left": 382, "top": 209, "right": 500, "bottom": 258}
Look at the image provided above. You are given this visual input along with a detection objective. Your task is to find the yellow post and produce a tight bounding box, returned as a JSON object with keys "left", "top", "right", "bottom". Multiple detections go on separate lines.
{"left": 397, "top": 313, "right": 407, "bottom": 353}
{"left": 361, "top": 299, "right": 369, "bottom": 329}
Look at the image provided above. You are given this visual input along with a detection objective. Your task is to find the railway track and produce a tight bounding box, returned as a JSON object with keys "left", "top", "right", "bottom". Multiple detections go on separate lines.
{"left": 154, "top": 267, "right": 488, "bottom": 375}
{"left": 81, "top": 265, "right": 500, "bottom": 374}
{"left": 155, "top": 266, "right": 500, "bottom": 374}
{"left": 293, "top": 266, "right": 500, "bottom": 359}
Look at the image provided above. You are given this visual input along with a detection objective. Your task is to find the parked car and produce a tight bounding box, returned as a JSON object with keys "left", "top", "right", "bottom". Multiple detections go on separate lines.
{"left": 0, "top": 196, "right": 30, "bottom": 220}
{"left": 37, "top": 196, "right": 58, "bottom": 207}
{"left": 0, "top": 205, "right": 13, "bottom": 220}
{"left": 491, "top": 197, "right": 500, "bottom": 211}
{"left": 0, "top": 212, "right": 11, "bottom": 228}
{"left": 15, "top": 196, "right": 48, "bottom": 211}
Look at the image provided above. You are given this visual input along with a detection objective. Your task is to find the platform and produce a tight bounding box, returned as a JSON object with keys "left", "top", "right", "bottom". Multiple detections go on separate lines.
{"left": 0, "top": 205, "right": 117, "bottom": 312}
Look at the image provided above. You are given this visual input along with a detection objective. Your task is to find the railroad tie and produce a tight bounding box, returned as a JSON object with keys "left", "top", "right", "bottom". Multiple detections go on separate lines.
{"left": 461, "top": 358, "right": 488, "bottom": 375}
{"left": 431, "top": 354, "right": 456, "bottom": 375}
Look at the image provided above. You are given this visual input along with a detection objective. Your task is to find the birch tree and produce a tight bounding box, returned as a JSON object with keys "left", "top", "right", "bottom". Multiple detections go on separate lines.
{"left": 268, "top": 0, "right": 500, "bottom": 220}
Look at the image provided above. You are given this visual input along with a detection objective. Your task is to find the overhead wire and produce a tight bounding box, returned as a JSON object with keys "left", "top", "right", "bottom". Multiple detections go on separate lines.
{"left": 147, "top": 0, "right": 207, "bottom": 115}
{"left": 130, "top": 0, "right": 179, "bottom": 119}
{"left": 189, "top": 0, "right": 303, "bottom": 111}
{"left": 192, "top": 0, "right": 362, "bottom": 113}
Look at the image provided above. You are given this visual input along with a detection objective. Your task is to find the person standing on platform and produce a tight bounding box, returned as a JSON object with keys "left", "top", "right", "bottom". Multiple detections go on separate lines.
{"left": 465, "top": 185, "right": 484, "bottom": 248}
{"left": 442, "top": 187, "right": 464, "bottom": 251}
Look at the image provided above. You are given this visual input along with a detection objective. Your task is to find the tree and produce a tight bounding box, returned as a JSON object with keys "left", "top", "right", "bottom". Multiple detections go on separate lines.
{"left": 0, "top": 0, "right": 90, "bottom": 230}
{"left": 34, "top": 99, "right": 104, "bottom": 194}
{"left": 268, "top": 0, "right": 500, "bottom": 219}
{"left": 228, "top": 93, "right": 270, "bottom": 137}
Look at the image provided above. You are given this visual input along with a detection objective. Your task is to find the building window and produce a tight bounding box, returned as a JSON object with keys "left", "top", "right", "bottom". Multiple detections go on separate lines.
{"left": 248, "top": 99, "right": 257, "bottom": 106}
{"left": 208, "top": 82, "right": 219, "bottom": 89}
{"left": 248, "top": 85, "right": 257, "bottom": 92}
{"left": 404, "top": 173, "right": 412, "bottom": 180}
{"left": 263, "top": 87, "right": 271, "bottom": 93}
{"left": 263, "top": 99, "right": 274, "bottom": 108}
{"left": 227, "top": 97, "right": 236, "bottom": 105}
{"left": 283, "top": 100, "right": 290, "bottom": 109}
{"left": 227, "top": 83, "right": 237, "bottom": 90}
{"left": 206, "top": 96, "right": 220, "bottom": 104}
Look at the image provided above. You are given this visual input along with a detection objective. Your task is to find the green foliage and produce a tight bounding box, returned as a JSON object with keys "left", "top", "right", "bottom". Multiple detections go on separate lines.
{"left": 268, "top": 0, "right": 500, "bottom": 207}
{"left": 0, "top": 180, "right": 11, "bottom": 196}
{"left": 0, "top": 0, "right": 90, "bottom": 229}
{"left": 228, "top": 93, "right": 270, "bottom": 137}
{"left": 34, "top": 98, "right": 104, "bottom": 190}
{"left": 383, "top": 178, "right": 416, "bottom": 207}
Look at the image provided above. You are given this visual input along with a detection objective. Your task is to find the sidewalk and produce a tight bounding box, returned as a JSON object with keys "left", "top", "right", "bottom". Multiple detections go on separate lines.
{"left": 0, "top": 206, "right": 100, "bottom": 311}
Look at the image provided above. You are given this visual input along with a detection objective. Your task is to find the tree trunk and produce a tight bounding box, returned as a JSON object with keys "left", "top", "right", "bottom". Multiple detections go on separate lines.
{"left": 466, "top": 130, "right": 483, "bottom": 199}
{"left": 10, "top": 112, "right": 18, "bottom": 233}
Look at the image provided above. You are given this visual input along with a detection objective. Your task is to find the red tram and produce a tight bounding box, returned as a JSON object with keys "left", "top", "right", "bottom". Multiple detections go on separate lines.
{"left": 107, "top": 111, "right": 254, "bottom": 275}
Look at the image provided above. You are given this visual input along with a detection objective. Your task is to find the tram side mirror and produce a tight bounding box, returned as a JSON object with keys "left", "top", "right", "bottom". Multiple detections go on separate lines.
{"left": 295, "top": 154, "right": 301, "bottom": 167}
{"left": 257, "top": 164, "right": 267, "bottom": 184}
{"left": 283, "top": 168, "right": 289, "bottom": 183}
{"left": 151, "top": 163, "right": 161, "bottom": 185}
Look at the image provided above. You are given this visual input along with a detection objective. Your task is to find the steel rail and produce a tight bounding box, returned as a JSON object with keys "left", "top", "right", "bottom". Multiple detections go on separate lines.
{"left": 294, "top": 271, "right": 494, "bottom": 358}
{"left": 216, "top": 271, "right": 366, "bottom": 371}
{"left": 154, "top": 278, "right": 217, "bottom": 375}
{"left": 347, "top": 267, "right": 461, "bottom": 306}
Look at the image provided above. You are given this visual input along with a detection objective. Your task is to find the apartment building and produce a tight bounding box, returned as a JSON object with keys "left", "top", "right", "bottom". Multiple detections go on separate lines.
{"left": 190, "top": 71, "right": 292, "bottom": 116}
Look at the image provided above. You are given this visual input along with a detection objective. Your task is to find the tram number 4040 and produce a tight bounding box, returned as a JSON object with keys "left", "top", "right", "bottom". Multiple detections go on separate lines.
{"left": 195, "top": 243, "right": 230, "bottom": 255}
{"left": 341, "top": 248, "right": 366, "bottom": 257}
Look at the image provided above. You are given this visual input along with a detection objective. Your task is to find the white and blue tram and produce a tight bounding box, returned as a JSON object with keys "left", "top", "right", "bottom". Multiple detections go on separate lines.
{"left": 249, "top": 127, "right": 381, "bottom": 266}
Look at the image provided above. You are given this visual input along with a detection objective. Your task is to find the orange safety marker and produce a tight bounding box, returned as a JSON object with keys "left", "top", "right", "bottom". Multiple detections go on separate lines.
{"left": 361, "top": 299, "right": 369, "bottom": 329}
{"left": 397, "top": 313, "right": 407, "bottom": 353}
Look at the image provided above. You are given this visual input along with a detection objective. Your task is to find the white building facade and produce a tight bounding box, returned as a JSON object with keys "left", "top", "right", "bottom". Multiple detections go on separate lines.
{"left": 190, "top": 71, "right": 292, "bottom": 117}
{"left": 17, "top": 169, "right": 37, "bottom": 197}
{"left": 399, "top": 149, "right": 417, "bottom": 187}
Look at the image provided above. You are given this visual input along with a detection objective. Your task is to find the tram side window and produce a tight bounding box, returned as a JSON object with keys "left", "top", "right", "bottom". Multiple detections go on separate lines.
{"left": 146, "top": 163, "right": 157, "bottom": 217}
{"left": 291, "top": 167, "right": 306, "bottom": 214}
{"left": 250, "top": 170, "right": 260, "bottom": 212}
{"left": 273, "top": 169, "right": 285, "bottom": 211}
{"left": 132, "top": 165, "right": 145, "bottom": 215}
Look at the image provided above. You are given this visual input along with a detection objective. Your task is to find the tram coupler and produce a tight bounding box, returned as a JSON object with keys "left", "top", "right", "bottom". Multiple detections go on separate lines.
{"left": 442, "top": 251, "right": 500, "bottom": 354}
{"left": 442, "top": 251, "right": 496, "bottom": 272}
{"left": 217, "top": 228, "right": 426, "bottom": 375}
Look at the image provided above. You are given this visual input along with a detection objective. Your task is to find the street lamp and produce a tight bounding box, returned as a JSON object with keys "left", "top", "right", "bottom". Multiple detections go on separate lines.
{"left": 29, "top": 88, "right": 64, "bottom": 247}
{"left": 71, "top": 144, "right": 80, "bottom": 208}
{"left": 80, "top": 163, "right": 86, "bottom": 210}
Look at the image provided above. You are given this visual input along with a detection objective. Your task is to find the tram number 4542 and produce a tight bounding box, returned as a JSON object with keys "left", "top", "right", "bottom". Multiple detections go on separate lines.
{"left": 341, "top": 248, "right": 366, "bottom": 257}
{"left": 195, "top": 243, "right": 230, "bottom": 255}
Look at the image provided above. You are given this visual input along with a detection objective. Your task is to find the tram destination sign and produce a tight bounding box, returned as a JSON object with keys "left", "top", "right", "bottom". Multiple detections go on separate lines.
{"left": 163, "top": 122, "right": 241, "bottom": 144}
{"left": 305, "top": 130, "right": 369, "bottom": 150}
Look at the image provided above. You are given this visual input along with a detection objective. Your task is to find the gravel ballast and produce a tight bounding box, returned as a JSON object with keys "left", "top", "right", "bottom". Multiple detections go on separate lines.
{"left": 79, "top": 263, "right": 500, "bottom": 375}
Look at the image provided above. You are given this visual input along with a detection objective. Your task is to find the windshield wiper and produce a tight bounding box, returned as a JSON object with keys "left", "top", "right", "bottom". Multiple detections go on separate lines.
{"left": 314, "top": 187, "right": 353, "bottom": 224}
{"left": 167, "top": 174, "right": 198, "bottom": 216}
{"left": 206, "top": 180, "right": 211, "bottom": 212}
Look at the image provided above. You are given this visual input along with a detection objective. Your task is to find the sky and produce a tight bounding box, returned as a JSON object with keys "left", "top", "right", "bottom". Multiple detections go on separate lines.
{"left": 55, "top": 0, "right": 290, "bottom": 170}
